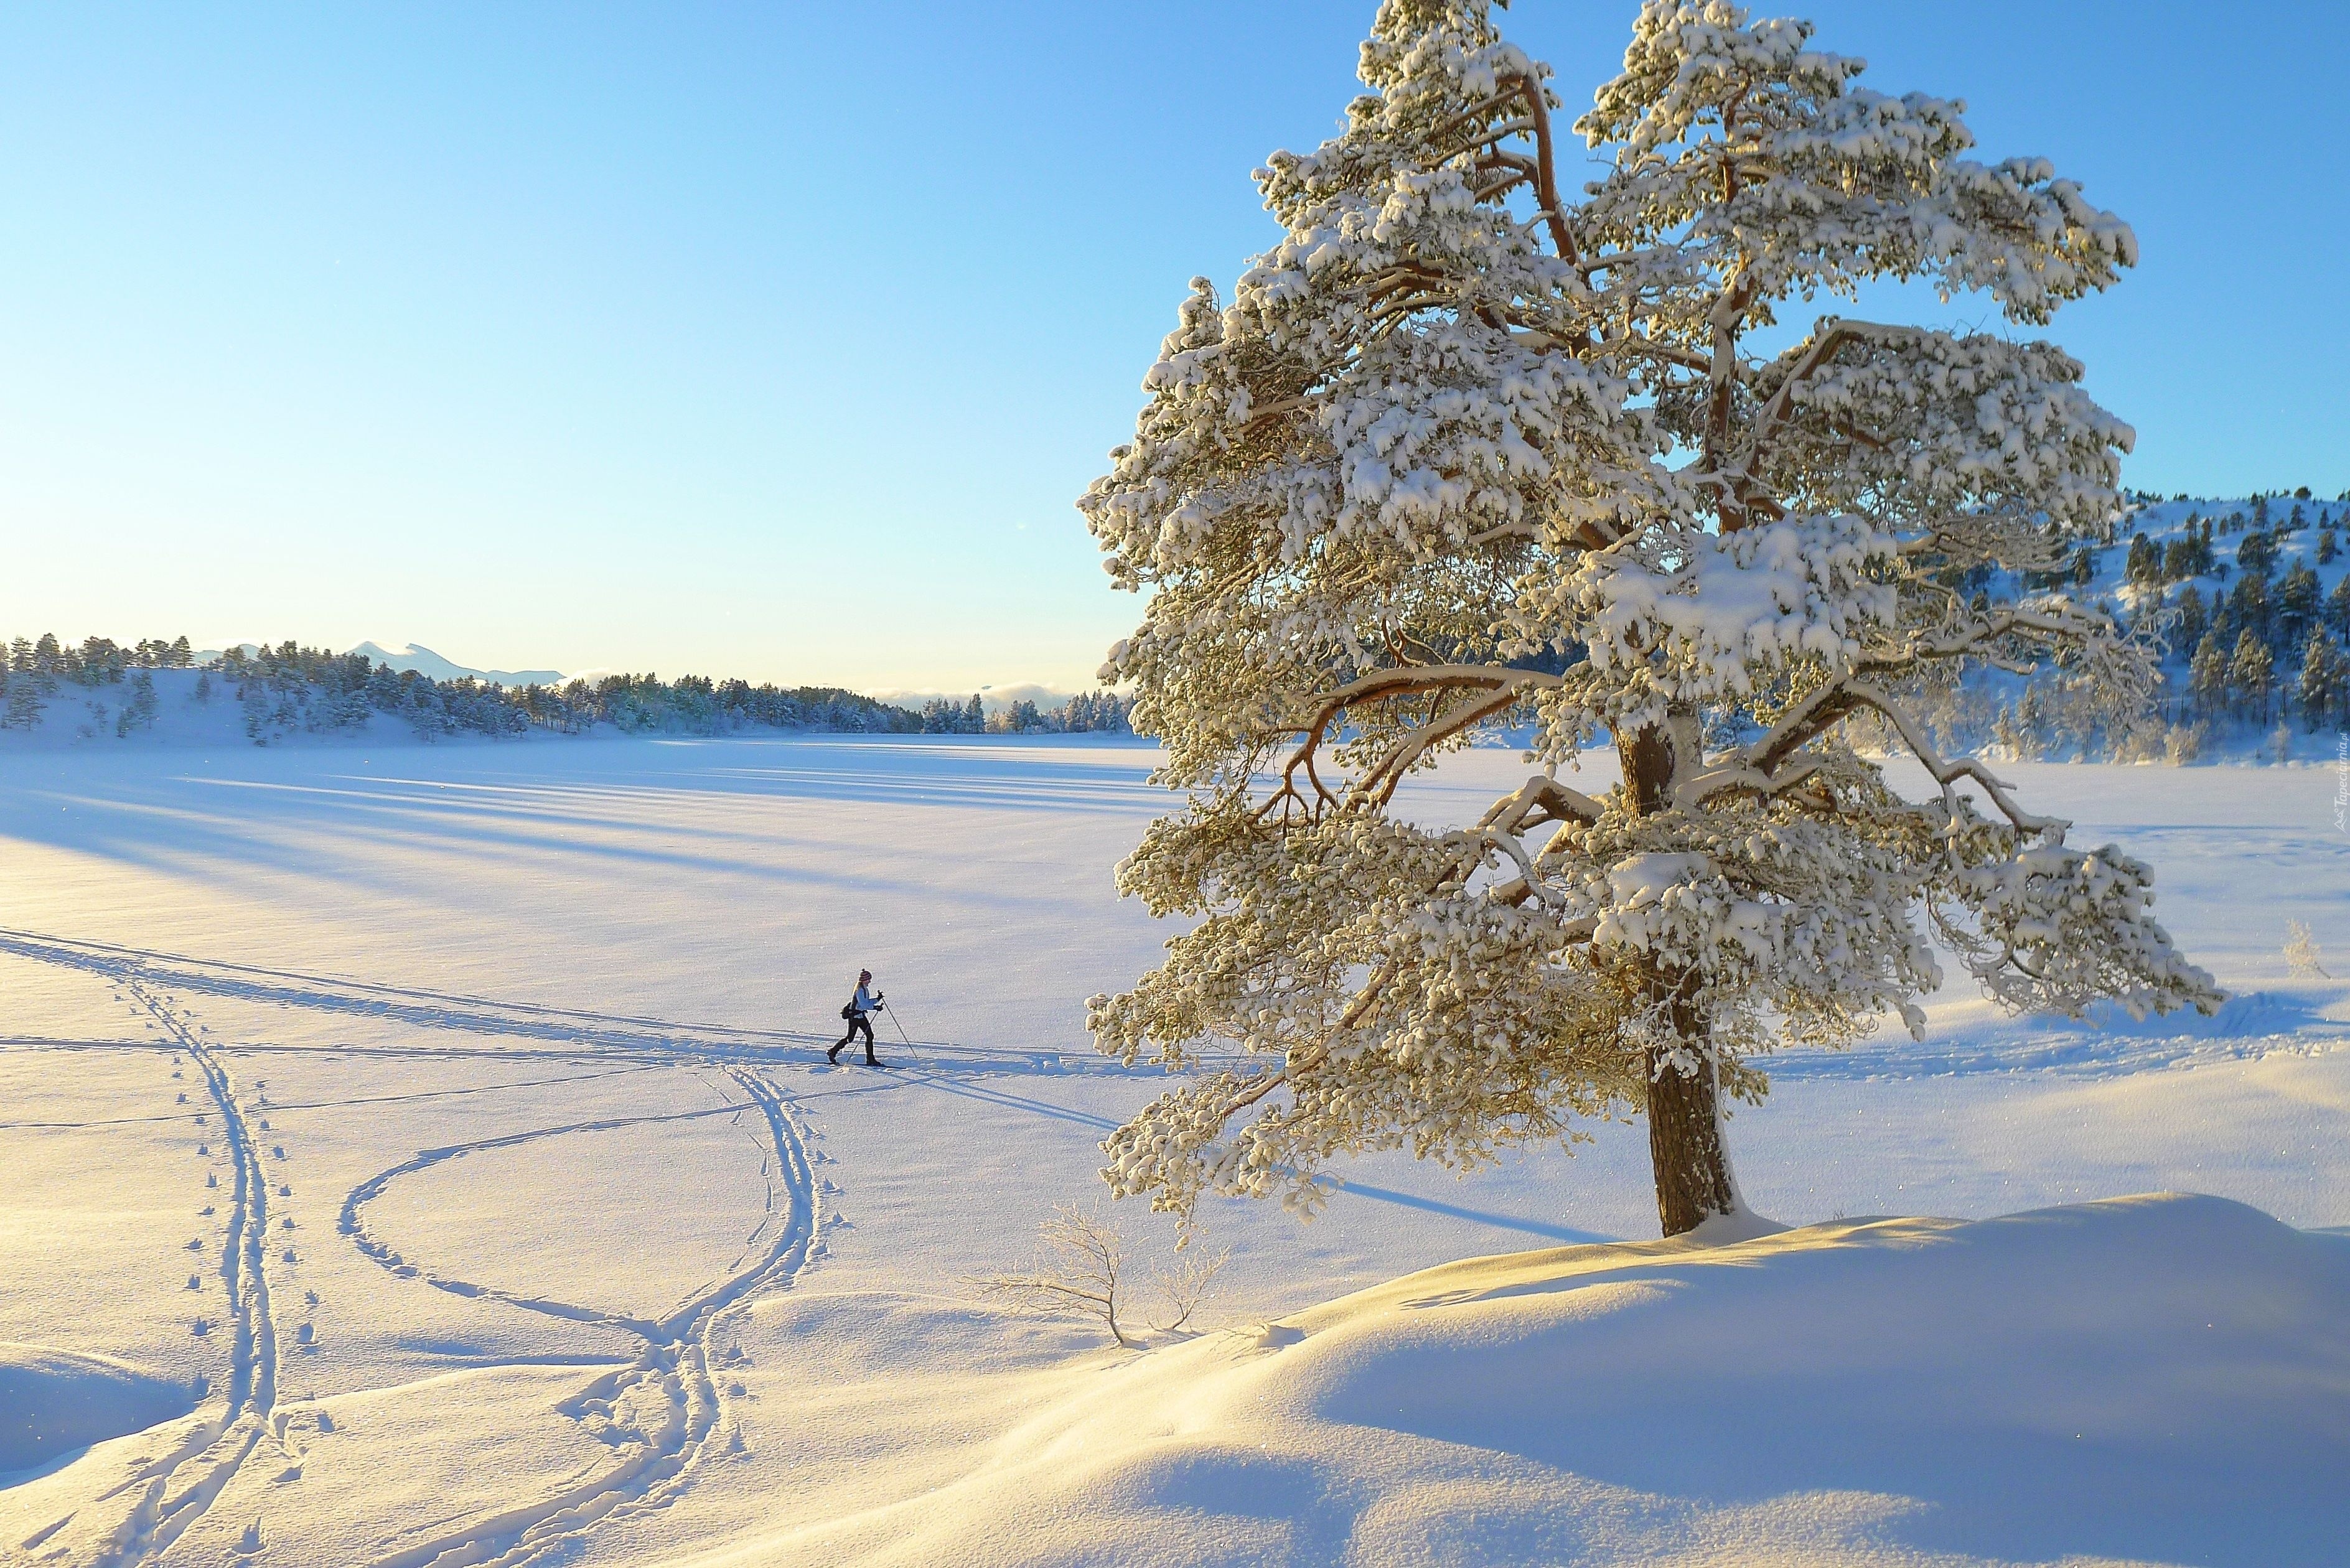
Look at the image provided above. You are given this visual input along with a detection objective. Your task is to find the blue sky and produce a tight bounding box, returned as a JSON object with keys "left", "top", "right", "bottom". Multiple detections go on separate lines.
{"left": 2, "top": 2, "right": 2343, "bottom": 693}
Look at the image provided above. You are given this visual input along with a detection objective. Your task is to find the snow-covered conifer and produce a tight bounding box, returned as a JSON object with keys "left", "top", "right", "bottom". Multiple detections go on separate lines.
{"left": 115, "top": 670, "right": 159, "bottom": 736}
{"left": 2229, "top": 631, "right": 2273, "bottom": 724}
{"left": 2, "top": 673, "right": 42, "bottom": 731}
{"left": 2173, "top": 586, "right": 2207, "bottom": 654}
{"left": 2298, "top": 633, "right": 2345, "bottom": 732}
{"left": 2189, "top": 633, "right": 2229, "bottom": 719}
{"left": 1082, "top": 0, "right": 2219, "bottom": 1235}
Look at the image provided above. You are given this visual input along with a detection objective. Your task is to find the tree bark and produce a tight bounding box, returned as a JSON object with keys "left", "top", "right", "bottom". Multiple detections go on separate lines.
{"left": 1619, "top": 717, "right": 1741, "bottom": 1238}
{"left": 1644, "top": 1035, "right": 1738, "bottom": 1236}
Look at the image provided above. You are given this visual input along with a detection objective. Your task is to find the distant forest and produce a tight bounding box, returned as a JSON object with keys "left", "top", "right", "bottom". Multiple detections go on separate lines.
{"left": 0, "top": 633, "right": 1134, "bottom": 744}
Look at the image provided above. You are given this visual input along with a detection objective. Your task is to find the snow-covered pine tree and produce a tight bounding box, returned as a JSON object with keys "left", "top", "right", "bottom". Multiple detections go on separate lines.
{"left": 2229, "top": 631, "right": 2273, "bottom": 724}
{"left": 2174, "top": 586, "right": 2207, "bottom": 653}
{"left": 1, "top": 671, "right": 37, "bottom": 731}
{"left": 2300, "top": 632, "right": 2348, "bottom": 733}
{"left": 115, "top": 670, "right": 159, "bottom": 736}
{"left": 1080, "top": 0, "right": 2221, "bottom": 1235}
{"left": 2189, "top": 633, "right": 2229, "bottom": 720}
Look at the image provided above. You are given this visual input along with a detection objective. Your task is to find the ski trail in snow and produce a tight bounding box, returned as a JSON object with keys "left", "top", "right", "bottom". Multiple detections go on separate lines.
{"left": 44, "top": 972, "right": 283, "bottom": 1568}
{"left": 0, "top": 1063, "right": 667, "bottom": 1131}
{"left": 336, "top": 1098, "right": 767, "bottom": 1331}
{"left": 0, "top": 928, "right": 832, "bottom": 1055}
{"left": 0, "top": 926, "right": 1249, "bottom": 1076}
{"left": 337, "top": 1065, "right": 820, "bottom": 1568}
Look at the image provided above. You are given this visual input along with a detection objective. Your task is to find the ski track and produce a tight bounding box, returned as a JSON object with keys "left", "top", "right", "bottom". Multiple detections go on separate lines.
{"left": 5, "top": 930, "right": 828, "bottom": 1568}
{"left": 24, "top": 969, "right": 286, "bottom": 1568}
{"left": 0, "top": 928, "right": 832, "bottom": 1055}
{"left": 4, "top": 919, "right": 1500, "bottom": 1566}
{"left": 0, "top": 926, "right": 1205, "bottom": 1076}
{"left": 341, "top": 1064, "right": 820, "bottom": 1568}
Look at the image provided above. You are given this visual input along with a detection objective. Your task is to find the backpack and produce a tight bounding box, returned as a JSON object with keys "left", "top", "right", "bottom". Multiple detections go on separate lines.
{"left": 840, "top": 1002, "right": 856, "bottom": 1020}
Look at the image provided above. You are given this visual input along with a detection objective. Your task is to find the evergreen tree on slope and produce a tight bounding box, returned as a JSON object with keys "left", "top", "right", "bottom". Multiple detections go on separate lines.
{"left": 1081, "top": 0, "right": 2219, "bottom": 1236}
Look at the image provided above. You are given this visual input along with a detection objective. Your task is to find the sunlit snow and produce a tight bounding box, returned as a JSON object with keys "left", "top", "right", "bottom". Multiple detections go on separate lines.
{"left": 1, "top": 734, "right": 2344, "bottom": 1564}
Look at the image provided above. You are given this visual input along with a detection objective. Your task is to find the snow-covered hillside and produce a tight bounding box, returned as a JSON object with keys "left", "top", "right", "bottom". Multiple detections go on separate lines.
{"left": 1, "top": 737, "right": 2344, "bottom": 1564}
{"left": 1997, "top": 490, "right": 2350, "bottom": 762}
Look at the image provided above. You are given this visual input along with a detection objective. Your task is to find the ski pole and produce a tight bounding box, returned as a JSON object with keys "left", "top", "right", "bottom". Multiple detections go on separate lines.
{"left": 881, "top": 1001, "right": 924, "bottom": 1069}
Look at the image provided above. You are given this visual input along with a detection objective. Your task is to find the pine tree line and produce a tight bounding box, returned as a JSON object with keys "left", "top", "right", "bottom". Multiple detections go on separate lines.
{"left": 2122, "top": 492, "right": 2349, "bottom": 737}
{"left": 0, "top": 635, "right": 1134, "bottom": 744}
{"left": 1919, "top": 489, "right": 2349, "bottom": 760}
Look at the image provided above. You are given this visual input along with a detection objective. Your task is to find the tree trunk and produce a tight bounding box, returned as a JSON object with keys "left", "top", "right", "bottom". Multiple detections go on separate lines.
{"left": 1619, "top": 717, "right": 1741, "bottom": 1238}
{"left": 1644, "top": 1041, "right": 1738, "bottom": 1237}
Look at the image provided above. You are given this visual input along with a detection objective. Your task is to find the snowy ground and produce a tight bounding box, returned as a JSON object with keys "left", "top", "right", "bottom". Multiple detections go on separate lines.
{"left": 1, "top": 734, "right": 2346, "bottom": 1566}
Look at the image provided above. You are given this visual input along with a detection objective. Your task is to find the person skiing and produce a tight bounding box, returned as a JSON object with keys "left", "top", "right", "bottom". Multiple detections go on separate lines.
{"left": 828, "top": 969, "right": 884, "bottom": 1066}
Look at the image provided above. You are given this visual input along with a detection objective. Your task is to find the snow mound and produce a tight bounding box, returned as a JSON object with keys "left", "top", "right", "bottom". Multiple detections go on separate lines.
{"left": 764, "top": 1195, "right": 2349, "bottom": 1567}
{"left": 0, "top": 1343, "right": 197, "bottom": 1476}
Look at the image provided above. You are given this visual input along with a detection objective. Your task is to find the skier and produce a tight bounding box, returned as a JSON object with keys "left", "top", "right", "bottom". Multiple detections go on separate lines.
{"left": 828, "top": 970, "right": 885, "bottom": 1066}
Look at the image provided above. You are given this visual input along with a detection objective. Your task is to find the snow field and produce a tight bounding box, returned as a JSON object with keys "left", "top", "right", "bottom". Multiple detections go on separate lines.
{"left": 662, "top": 1197, "right": 2350, "bottom": 1568}
{"left": 0, "top": 735, "right": 2344, "bottom": 1564}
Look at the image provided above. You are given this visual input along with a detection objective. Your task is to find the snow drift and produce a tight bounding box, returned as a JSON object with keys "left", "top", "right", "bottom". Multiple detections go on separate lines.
{"left": 0, "top": 1344, "right": 196, "bottom": 1477}
{"left": 713, "top": 1195, "right": 2350, "bottom": 1567}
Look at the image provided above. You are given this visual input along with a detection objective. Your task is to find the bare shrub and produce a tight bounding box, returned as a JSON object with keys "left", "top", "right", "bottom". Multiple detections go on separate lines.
{"left": 1147, "top": 1241, "right": 1230, "bottom": 1334}
{"left": 975, "top": 1205, "right": 1229, "bottom": 1348}
{"left": 2285, "top": 921, "right": 2329, "bottom": 979}
{"left": 975, "top": 1205, "right": 1136, "bottom": 1346}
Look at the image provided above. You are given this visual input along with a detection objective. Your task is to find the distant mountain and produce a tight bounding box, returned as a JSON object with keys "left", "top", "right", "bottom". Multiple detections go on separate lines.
{"left": 346, "top": 642, "right": 564, "bottom": 688}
